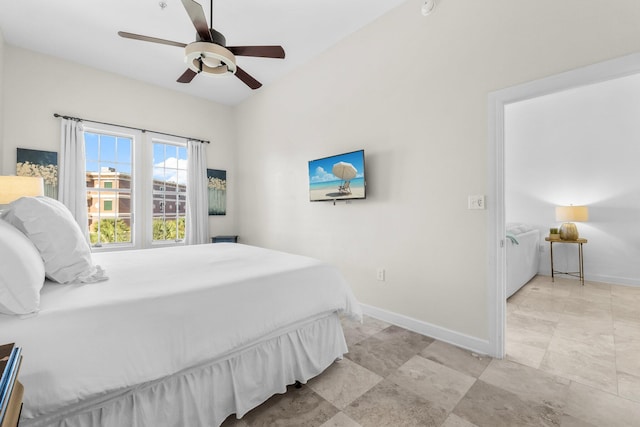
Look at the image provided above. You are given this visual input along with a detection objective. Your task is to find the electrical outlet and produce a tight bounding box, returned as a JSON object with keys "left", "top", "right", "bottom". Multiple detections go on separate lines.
{"left": 468, "top": 195, "right": 486, "bottom": 210}
{"left": 376, "top": 268, "right": 385, "bottom": 281}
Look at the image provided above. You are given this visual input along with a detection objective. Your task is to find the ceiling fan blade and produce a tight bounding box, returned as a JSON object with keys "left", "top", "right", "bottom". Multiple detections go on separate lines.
{"left": 177, "top": 68, "right": 199, "bottom": 83}
{"left": 235, "top": 66, "right": 262, "bottom": 90}
{"left": 180, "top": 0, "right": 212, "bottom": 42}
{"left": 227, "top": 46, "right": 285, "bottom": 59}
{"left": 118, "top": 31, "right": 186, "bottom": 48}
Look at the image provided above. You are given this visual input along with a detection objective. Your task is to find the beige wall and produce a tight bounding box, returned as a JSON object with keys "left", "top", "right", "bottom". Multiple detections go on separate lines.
{"left": 235, "top": 0, "right": 640, "bottom": 345}
{"left": 1, "top": 45, "right": 237, "bottom": 237}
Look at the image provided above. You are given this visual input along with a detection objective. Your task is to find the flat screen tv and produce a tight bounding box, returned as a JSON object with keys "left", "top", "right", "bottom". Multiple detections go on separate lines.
{"left": 308, "top": 150, "right": 366, "bottom": 202}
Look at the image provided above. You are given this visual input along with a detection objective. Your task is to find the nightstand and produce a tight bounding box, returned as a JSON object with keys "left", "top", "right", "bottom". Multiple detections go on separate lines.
{"left": 211, "top": 235, "right": 238, "bottom": 243}
{"left": 545, "top": 237, "right": 587, "bottom": 285}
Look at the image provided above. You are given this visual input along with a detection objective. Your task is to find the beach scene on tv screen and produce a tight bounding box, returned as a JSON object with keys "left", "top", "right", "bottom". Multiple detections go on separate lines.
{"left": 308, "top": 151, "right": 365, "bottom": 201}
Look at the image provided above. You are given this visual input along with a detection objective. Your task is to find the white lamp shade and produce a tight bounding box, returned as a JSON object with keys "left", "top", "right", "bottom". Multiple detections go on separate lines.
{"left": 555, "top": 205, "right": 589, "bottom": 222}
{"left": 0, "top": 176, "right": 45, "bottom": 204}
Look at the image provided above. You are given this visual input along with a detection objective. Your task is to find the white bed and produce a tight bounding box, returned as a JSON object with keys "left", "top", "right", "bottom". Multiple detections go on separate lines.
{"left": 506, "top": 223, "right": 540, "bottom": 298}
{"left": 0, "top": 243, "right": 362, "bottom": 427}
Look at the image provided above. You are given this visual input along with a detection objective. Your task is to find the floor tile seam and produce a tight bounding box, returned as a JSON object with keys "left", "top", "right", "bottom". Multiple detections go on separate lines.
{"left": 539, "top": 364, "right": 618, "bottom": 393}
{"left": 509, "top": 310, "right": 559, "bottom": 326}
{"left": 451, "top": 378, "right": 563, "bottom": 422}
{"left": 542, "top": 347, "right": 618, "bottom": 371}
{"left": 411, "top": 353, "right": 481, "bottom": 381}
{"left": 611, "top": 343, "right": 621, "bottom": 398}
{"left": 387, "top": 365, "right": 476, "bottom": 414}
{"left": 507, "top": 322, "right": 556, "bottom": 338}
{"left": 567, "top": 378, "right": 640, "bottom": 408}
{"left": 300, "top": 384, "right": 343, "bottom": 419}
{"left": 615, "top": 366, "right": 640, "bottom": 383}
{"left": 327, "top": 377, "right": 384, "bottom": 411}
{"left": 478, "top": 376, "right": 571, "bottom": 414}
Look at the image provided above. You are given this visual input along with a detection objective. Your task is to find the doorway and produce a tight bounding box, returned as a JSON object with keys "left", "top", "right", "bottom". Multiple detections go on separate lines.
{"left": 487, "top": 52, "right": 640, "bottom": 358}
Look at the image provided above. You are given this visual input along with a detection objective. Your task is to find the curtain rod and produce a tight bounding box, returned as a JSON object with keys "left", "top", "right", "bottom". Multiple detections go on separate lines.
{"left": 53, "top": 113, "right": 210, "bottom": 144}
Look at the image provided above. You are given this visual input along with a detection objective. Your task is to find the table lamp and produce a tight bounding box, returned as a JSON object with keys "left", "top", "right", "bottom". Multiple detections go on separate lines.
{"left": 0, "top": 176, "right": 45, "bottom": 207}
{"left": 555, "top": 205, "right": 588, "bottom": 240}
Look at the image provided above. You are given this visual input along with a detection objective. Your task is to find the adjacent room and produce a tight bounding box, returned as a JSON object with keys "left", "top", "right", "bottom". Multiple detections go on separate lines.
{"left": 1, "top": 0, "right": 639, "bottom": 426}
{"left": 504, "top": 71, "right": 640, "bottom": 401}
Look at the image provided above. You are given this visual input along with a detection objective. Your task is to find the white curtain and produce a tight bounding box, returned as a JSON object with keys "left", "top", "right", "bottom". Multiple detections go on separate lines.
{"left": 186, "top": 140, "right": 209, "bottom": 244}
{"left": 59, "top": 118, "right": 89, "bottom": 241}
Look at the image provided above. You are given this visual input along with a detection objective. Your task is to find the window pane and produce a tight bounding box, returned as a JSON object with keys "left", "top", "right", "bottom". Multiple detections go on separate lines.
{"left": 176, "top": 171, "right": 186, "bottom": 190}
{"left": 85, "top": 130, "right": 133, "bottom": 247}
{"left": 85, "top": 133, "right": 99, "bottom": 161}
{"left": 117, "top": 138, "right": 131, "bottom": 163}
{"left": 178, "top": 194, "right": 186, "bottom": 215}
{"left": 100, "top": 136, "right": 116, "bottom": 162}
{"left": 152, "top": 141, "right": 188, "bottom": 242}
{"left": 153, "top": 144, "right": 165, "bottom": 165}
{"left": 178, "top": 146, "right": 187, "bottom": 160}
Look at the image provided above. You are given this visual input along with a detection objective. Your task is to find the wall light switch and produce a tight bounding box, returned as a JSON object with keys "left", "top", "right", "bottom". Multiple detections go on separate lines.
{"left": 468, "top": 195, "right": 486, "bottom": 210}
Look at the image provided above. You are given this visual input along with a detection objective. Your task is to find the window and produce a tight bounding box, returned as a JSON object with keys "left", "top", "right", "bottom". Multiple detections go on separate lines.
{"left": 84, "top": 127, "right": 189, "bottom": 249}
{"left": 85, "top": 131, "right": 133, "bottom": 247}
{"left": 152, "top": 142, "right": 187, "bottom": 242}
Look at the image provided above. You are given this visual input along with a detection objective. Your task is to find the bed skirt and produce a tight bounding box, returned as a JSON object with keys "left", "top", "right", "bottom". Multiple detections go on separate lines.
{"left": 23, "top": 312, "right": 347, "bottom": 427}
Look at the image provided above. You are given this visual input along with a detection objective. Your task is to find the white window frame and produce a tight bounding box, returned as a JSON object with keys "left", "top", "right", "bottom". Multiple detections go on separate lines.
{"left": 84, "top": 124, "right": 140, "bottom": 251}
{"left": 143, "top": 133, "right": 188, "bottom": 248}
{"left": 84, "top": 126, "right": 189, "bottom": 251}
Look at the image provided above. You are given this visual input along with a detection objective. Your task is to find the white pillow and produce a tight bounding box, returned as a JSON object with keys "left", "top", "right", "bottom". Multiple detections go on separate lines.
{"left": 1, "top": 197, "right": 107, "bottom": 284}
{"left": 506, "top": 222, "right": 535, "bottom": 236}
{"left": 0, "top": 218, "right": 45, "bottom": 315}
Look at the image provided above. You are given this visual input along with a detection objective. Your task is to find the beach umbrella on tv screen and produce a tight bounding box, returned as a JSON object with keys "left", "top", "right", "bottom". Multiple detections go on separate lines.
{"left": 332, "top": 162, "right": 357, "bottom": 181}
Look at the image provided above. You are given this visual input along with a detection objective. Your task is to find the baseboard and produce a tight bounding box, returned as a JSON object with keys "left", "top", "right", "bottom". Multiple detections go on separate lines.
{"left": 359, "top": 303, "right": 494, "bottom": 357}
{"left": 586, "top": 274, "right": 640, "bottom": 287}
{"left": 539, "top": 272, "right": 640, "bottom": 287}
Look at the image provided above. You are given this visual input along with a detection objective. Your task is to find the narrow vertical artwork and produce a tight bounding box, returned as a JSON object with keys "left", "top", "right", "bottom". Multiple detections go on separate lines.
{"left": 16, "top": 148, "right": 58, "bottom": 199}
{"left": 207, "top": 169, "right": 226, "bottom": 215}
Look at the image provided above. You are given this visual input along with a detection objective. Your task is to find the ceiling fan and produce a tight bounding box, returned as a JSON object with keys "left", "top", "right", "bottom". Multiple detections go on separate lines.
{"left": 118, "top": 0, "right": 285, "bottom": 90}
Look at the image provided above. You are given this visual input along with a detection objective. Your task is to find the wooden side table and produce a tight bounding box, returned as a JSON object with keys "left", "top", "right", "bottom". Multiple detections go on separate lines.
{"left": 0, "top": 381, "right": 23, "bottom": 427}
{"left": 545, "top": 237, "right": 587, "bottom": 285}
{"left": 0, "top": 343, "right": 23, "bottom": 427}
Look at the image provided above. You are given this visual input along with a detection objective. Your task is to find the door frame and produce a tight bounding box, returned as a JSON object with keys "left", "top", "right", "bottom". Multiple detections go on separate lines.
{"left": 487, "top": 52, "right": 640, "bottom": 358}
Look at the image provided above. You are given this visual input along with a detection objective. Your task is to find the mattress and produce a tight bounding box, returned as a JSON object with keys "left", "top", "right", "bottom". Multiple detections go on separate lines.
{"left": 506, "top": 226, "right": 540, "bottom": 298}
{"left": 0, "top": 243, "right": 362, "bottom": 425}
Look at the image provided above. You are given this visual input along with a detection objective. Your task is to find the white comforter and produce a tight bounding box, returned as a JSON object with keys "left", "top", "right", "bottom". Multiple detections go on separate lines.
{"left": 0, "top": 243, "right": 361, "bottom": 421}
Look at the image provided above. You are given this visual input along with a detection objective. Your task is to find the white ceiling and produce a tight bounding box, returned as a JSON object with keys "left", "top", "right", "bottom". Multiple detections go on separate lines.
{"left": 0, "top": 0, "right": 408, "bottom": 106}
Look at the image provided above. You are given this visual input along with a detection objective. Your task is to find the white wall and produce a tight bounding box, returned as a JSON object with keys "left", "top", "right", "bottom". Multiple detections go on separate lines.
{"left": 235, "top": 0, "right": 640, "bottom": 347}
{"left": 506, "top": 72, "right": 640, "bottom": 286}
{"left": 1, "top": 45, "right": 237, "bottom": 237}
{"left": 0, "top": 28, "right": 4, "bottom": 169}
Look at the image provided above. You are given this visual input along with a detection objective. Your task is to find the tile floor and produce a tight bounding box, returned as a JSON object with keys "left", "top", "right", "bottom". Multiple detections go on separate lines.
{"left": 222, "top": 276, "right": 640, "bottom": 426}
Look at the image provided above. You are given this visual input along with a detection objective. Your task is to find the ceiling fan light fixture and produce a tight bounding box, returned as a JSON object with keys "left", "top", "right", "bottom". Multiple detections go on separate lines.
{"left": 185, "top": 41, "right": 237, "bottom": 76}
